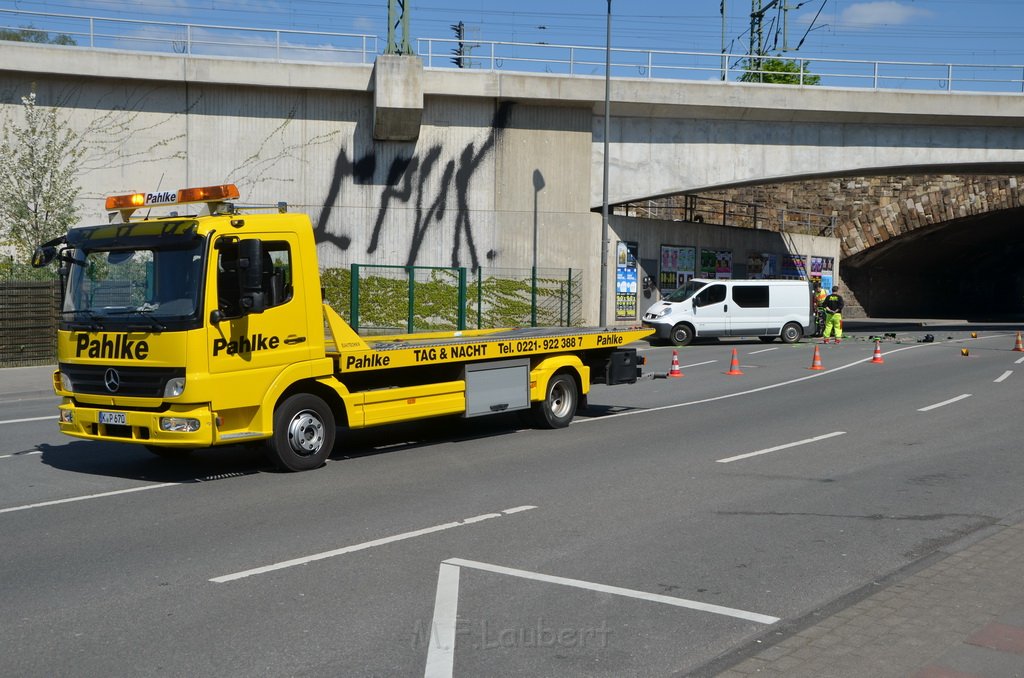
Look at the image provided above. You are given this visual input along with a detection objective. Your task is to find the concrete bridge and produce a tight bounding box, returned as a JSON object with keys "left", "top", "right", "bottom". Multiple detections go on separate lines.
{"left": 2, "top": 42, "right": 1023, "bottom": 322}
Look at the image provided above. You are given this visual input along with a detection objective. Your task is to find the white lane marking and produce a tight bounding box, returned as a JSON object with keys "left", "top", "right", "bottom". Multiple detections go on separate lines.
{"left": 0, "top": 450, "right": 43, "bottom": 460}
{"left": 445, "top": 558, "right": 780, "bottom": 624}
{"left": 0, "top": 483, "right": 181, "bottom": 514}
{"left": 424, "top": 563, "right": 461, "bottom": 678}
{"left": 748, "top": 347, "right": 779, "bottom": 355}
{"left": 0, "top": 415, "right": 55, "bottom": 425}
{"left": 578, "top": 343, "right": 928, "bottom": 425}
{"left": 716, "top": 431, "right": 846, "bottom": 464}
{"left": 681, "top": 360, "right": 717, "bottom": 368}
{"left": 918, "top": 394, "right": 972, "bottom": 412}
{"left": 995, "top": 370, "right": 1013, "bottom": 383}
{"left": 210, "top": 506, "right": 538, "bottom": 583}
{"left": 1016, "top": 356, "right": 1024, "bottom": 365}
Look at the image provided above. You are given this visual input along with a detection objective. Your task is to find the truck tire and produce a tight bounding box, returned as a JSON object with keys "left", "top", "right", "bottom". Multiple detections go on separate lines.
{"left": 780, "top": 322, "right": 803, "bottom": 344}
{"left": 532, "top": 373, "right": 578, "bottom": 429}
{"left": 670, "top": 323, "right": 694, "bottom": 347}
{"left": 266, "top": 393, "right": 336, "bottom": 471}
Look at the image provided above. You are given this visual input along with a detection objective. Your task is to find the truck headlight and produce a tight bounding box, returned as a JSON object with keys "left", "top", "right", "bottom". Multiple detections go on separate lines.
{"left": 160, "top": 417, "right": 200, "bottom": 432}
{"left": 60, "top": 372, "right": 73, "bottom": 392}
{"left": 163, "top": 377, "right": 185, "bottom": 398}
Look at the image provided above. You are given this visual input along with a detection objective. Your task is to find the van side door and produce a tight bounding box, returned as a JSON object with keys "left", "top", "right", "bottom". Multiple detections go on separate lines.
{"left": 691, "top": 283, "right": 728, "bottom": 337}
{"left": 728, "top": 284, "right": 770, "bottom": 336}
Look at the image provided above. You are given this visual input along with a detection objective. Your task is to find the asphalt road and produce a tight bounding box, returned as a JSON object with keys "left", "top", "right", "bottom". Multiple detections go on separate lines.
{"left": 3, "top": 329, "right": 1024, "bottom": 677}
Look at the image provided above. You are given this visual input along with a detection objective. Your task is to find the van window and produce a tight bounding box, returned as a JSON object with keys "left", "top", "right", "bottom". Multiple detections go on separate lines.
{"left": 664, "top": 279, "right": 707, "bottom": 302}
{"left": 694, "top": 284, "right": 726, "bottom": 307}
{"left": 732, "top": 285, "right": 769, "bottom": 308}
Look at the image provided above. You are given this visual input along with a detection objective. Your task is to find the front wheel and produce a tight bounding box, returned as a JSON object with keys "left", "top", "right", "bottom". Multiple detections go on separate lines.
{"left": 531, "top": 373, "right": 578, "bottom": 429}
{"left": 670, "top": 323, "right": 694, "bottom": 347}
{"left": 266, "top": 393, "right": 336, "bottom": 471}
{"left": 780, "top": 322, "right": 803, "bottom": 344}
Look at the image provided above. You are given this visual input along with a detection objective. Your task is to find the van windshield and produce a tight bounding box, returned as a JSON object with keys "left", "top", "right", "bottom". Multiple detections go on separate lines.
{"left": 663, "top": 280, "right": 708, "bottom": 302}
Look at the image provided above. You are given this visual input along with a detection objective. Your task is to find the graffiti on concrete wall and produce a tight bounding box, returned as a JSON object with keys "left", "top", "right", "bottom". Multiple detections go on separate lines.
{"left": 317, "top": 102, "right": 513, "bottom": 271}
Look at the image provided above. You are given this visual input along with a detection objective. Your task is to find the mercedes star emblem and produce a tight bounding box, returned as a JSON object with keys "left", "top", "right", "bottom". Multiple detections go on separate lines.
{"left": 104, "top": 368, "right": 120, "bottom": 393}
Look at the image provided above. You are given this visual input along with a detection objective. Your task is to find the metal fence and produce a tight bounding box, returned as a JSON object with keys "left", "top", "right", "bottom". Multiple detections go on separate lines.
{"left": 323, "top": 265, "right": 583, "bottom": 335}
{"left": 620, "top": 195, "right": 836, "bottom": 237}
{"left": 0, "top": 262, "right": 60, "bottom": 367}
{"left": 3, "top": 8, "right": 1024, "bottom": 94}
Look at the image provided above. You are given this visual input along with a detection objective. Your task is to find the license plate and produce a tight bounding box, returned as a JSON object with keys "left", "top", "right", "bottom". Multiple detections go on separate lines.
{"left": 99, "top": 411, "right": 127, "bottom": 426}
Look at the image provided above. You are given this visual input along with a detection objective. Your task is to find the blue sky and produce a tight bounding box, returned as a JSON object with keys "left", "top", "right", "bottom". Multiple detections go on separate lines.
{"left": 3, "top": 0, "right": 1024, "bottom": 67}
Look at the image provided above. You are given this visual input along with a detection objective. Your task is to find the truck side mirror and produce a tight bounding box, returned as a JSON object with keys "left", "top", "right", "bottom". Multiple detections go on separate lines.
{"left": 237, "top": 239, "right": 266, "bottom": 315}
{"left": 31, "top": 245, "right": 57, "bottom": 268}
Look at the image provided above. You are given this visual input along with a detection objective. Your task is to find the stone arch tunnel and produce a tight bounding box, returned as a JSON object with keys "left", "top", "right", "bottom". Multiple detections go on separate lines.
{"left": 837, "top": 176, "right": 1024, "bottom": 319}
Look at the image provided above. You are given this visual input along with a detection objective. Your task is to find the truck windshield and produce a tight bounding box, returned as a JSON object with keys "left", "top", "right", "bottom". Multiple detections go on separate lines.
{"left": 63, "top": 237, "right": 206, "bottom": 330}
{"left": 663, "top": 280, "right": 708, "bottom": 302}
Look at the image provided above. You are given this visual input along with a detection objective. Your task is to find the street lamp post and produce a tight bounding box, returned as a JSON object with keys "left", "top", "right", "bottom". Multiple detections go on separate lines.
{"left": 599, "top": 0, "right": 611, "bottom": 327}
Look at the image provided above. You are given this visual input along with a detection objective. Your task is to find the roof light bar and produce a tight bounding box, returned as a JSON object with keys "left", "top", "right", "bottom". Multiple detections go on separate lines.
{"left": 105, "top": 184, "right": 240, "bottom": 211}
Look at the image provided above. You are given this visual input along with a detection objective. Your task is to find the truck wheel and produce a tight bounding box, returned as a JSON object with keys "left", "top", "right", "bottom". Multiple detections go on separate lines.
{"left": 532, "top": 373, "right": 578, "bottom": 429}
{"left": 780, "top": 322, "right": 803, "bottom": 344}
{"left": 670, "top": 323, "right": 694, "bottom": 347}
{"left": 266, "top": 393, "right": 336, "bottom": 471}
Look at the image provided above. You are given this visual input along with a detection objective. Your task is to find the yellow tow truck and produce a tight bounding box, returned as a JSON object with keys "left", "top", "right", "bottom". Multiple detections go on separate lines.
{"left": 32, "top": 184, "right": 651, "bottom": 470}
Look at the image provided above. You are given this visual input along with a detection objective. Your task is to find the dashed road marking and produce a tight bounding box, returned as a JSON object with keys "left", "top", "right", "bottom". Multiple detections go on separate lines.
{"left": 995, "top": 370, "right": 1013, "bottom": 383}
{"left": 0, "top": 415, "right": 55, "bottom": 425}
{"left": 0, "top": 483, "right": 181, "bottom": 514}
{"left": 918, "top": 394, "right": 972, "bottom": 412}
{"left": 716, "top": 431, "right": 846, "bottom": 464}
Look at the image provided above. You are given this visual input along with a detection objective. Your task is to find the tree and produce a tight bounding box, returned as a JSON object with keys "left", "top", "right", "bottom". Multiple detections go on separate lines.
{"left": 740, "top": 57, "right": 821, "bottom": 86}
{"left": 0, "top": 87, "right": 84, "bottom": 261}
{"left": 0, "top": 26, "right": 76, "bottom": 45}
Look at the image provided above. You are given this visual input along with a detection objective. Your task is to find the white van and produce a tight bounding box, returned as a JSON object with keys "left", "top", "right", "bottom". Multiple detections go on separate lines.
{"left": 641, "top": 279, "right": 813, "bottom": 346}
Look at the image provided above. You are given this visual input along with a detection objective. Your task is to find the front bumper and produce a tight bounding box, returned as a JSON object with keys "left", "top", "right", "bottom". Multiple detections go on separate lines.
{"left": 641, "top": 320, "right": 672, "bottom": 340}
{"left": 57, "top": 400, "right": 216, "bottom": 448}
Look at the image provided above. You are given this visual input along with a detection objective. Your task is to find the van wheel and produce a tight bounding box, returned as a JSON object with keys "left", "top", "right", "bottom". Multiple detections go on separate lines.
{"left": 670, "top": 323, "right": 694, "bottom": 347}
{"left": 781, "top": 322, "right": 803, "bottom": 344}
{"left": 758, "top": 336, "right": 776, "bottom": 343}
{"left": 266, "top": 393, "right": 336, "bottom": 471}
{"left": 532, "top": 373, "right": 578, "bottom": 429}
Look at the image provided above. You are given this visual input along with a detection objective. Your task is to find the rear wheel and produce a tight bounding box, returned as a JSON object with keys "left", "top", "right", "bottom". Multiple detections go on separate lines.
{"left": 531, "top": 373, "right": 578, "bottom": 429}
{"left": 670, "top": 323, "right": 694, "bottom": 347}
{"left": 781, "top": 322, "right": 803, "bottom": 344}
{"left": 266, "top": 393, "right": 336, "bottom": 471}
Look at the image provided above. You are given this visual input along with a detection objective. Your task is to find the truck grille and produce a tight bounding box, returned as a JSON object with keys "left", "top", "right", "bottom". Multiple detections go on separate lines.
{"left": 59, "top": 363, "right": 184, "bottom": 398}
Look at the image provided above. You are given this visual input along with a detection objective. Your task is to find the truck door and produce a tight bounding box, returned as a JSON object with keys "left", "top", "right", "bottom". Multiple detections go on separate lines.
{"left": 691, "top": 282, "right": 728, "bottom": 337}
{"left": 207, "top": 235, "right": 309, "bottom": 402}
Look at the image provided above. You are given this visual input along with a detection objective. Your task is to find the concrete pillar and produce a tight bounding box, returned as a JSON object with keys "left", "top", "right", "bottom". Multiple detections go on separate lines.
{"left": 372, "top": 54, "right": 423, "bottom": 141}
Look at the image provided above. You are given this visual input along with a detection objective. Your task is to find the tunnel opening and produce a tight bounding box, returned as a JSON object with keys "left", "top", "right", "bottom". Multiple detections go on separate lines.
{"left": 843, "top": 206, "right": 1024, "bottom": 320}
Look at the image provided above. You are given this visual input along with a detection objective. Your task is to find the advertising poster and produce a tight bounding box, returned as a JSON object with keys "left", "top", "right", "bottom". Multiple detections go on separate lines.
{"left": 763, "top": 253, "right": 777, "bottom": 278}
{"left": 715, "top": 250, "right": 733, "bottom": 279}
{"left": 747, "top": 253, "right": 766, "bottom": 279}
{"left": 615, "top": 241, "right": 639, "bottom": 320}
{"left": 659, "top": 245, "right": 696, "bottom": 293}
{"left": 820, "top": 256, "right": 834, "bottom": 290}
{"left": 810, "top": 256, "right": 824, "bottom": 281}
{"left": 700, "top": 248, "right": 717, "bottom": 278}
{"left": 781, "top": 254, "right": 808, "bottom": 279}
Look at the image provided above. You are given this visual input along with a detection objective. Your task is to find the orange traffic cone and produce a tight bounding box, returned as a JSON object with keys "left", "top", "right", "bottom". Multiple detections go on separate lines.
{"left": 668, "top": 349, "right": 684, "bottom": 378}
{"left": 808, "top": 344, "right": 824, "bottom": 371}
{"left": 725, "top": 348, "right": 744, "bottom": 375}
{"left": 1013, "top": 331, "right": 1024, "bottom": 352}
{"left": 870, "top": 340, "right": 884, "bottom": 364}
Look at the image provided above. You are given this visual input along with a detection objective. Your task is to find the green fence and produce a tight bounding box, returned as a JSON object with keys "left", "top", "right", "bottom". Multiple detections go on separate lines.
{"left": 322, "top": 265, "right": 583, "bottom": 334}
